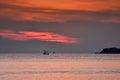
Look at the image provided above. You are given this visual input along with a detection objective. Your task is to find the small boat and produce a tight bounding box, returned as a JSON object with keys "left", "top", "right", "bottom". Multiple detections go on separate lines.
{"left": 43, "top": 50, "right": 49, "bottom": 55}
{"left": 52, "top": 52, "right": 55, "bottom": 54}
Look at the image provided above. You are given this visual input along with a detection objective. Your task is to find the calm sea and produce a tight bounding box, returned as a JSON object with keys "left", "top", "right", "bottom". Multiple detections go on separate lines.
{"left": 0, "top": 53, "right": 120, "bottom": 80}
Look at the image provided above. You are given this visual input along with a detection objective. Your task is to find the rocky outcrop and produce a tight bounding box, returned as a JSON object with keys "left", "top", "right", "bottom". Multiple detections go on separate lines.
{"left": 100, "top": 47, "right": 120, "bottom": 54}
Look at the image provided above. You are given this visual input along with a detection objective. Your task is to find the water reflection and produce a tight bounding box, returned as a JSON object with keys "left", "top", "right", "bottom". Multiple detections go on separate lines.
{"left": 0, "top": 53, "right": 120, "bottom": 80}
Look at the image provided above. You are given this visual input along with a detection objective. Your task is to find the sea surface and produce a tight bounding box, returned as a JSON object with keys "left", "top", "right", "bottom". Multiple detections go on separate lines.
{"left": 0, "top": 53, "right": 120, "bottom": 80}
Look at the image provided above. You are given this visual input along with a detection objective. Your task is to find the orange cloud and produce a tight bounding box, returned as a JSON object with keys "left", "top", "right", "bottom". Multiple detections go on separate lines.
{"left": 0, "top": 0, "right": 120, "bottom": 23}
{"left": 0, "top": 30, "right": 78, "bottom": 43}
{"left": 1, "top": 0, "right": 119, "bottom": 11}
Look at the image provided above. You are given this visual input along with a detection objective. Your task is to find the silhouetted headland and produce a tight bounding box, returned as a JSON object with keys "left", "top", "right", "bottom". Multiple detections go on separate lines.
{"left": 99, "top": 47, "right": 120, "bottom": 54}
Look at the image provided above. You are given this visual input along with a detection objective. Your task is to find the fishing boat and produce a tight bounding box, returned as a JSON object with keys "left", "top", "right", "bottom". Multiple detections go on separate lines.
{"left": 43, "top": 50, "right": 49, "bottom": 55}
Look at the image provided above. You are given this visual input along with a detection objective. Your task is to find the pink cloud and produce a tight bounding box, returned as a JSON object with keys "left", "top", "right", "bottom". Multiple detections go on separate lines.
{"left": 0, "top": 30, "right": 79, "bottom": 43}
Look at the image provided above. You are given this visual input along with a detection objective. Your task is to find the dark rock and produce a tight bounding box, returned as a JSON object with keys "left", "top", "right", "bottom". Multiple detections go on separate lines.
{"left": 100, "top": 47, "right": 120, "bottom": 54}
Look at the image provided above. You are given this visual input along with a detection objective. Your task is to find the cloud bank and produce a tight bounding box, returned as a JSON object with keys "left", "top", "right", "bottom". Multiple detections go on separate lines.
{"left": 0, "top": 0, "right": 120, "bottom": 23}
{"left": 0, "top": 30, "right": 78, "bottom": 43}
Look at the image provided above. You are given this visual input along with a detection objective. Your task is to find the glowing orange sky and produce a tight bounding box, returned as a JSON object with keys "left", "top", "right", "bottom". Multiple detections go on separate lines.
{"left": 0, "top": 0, "right": 119, "bottom": 11}
{"left": 0, "top": 0, "right": 120, "bottom": 23}
{"left": 0, "top": 30, "right": 78, "bottom": 43}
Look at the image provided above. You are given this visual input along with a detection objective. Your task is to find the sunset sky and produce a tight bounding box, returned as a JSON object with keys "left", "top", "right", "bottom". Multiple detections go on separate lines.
{"left": 0, "top": 0, "right": 120, "bottom": 53}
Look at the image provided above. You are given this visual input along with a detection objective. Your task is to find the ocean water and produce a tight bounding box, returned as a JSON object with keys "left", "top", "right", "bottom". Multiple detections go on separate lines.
{"left": 0, "top": 53, "right": 120, "bottom": 80}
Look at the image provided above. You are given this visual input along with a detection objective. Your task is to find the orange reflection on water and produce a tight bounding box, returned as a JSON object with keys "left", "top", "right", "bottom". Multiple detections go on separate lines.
{"left": 0, "top": 59, "right": 120, "bottom": 80}
{"left": 0, "top": 53, "right": 120, "bottom": 80}
{"left": 0, "top": 74, "right": 119, "bottom": 80}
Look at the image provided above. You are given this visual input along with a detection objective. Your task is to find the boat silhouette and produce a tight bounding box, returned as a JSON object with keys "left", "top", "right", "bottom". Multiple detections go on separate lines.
{"left": 43, "top": 50, "right": 49, "bottom": 55}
